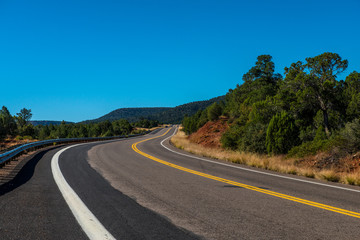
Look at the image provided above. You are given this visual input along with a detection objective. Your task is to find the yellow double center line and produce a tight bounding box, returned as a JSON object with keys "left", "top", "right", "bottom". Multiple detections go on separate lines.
{"left": 132, "top": 128, "right": 360, "bottom": 219}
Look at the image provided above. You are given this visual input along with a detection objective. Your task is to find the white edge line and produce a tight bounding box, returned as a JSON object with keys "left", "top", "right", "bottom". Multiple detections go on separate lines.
{"left": 160, "top": 127, "right": 360, "bottom": 193}
{"left": 51, "top": 143, "right": 116, "bottom": 240}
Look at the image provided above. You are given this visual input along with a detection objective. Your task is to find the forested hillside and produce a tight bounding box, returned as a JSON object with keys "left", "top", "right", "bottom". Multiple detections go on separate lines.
{"left": 83, "top": 108, "right": 171, "bottom": 123}
{"left": 183, "top": 52, "right": 360, "bottom": 159}
{"left": 30, "top": 120, "right": 73, "bottom": 126}
{"left": 148, "top": 96, "right": 225, "bottom": 123}
{"left": 84, "top": 96, "right": 224, "bottom": 124}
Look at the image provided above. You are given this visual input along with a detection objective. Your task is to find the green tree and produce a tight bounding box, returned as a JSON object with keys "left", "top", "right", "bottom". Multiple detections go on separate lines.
{"left": 344, "top": 71, "right": 360, "bottom": 121}
{"left": 266, "top": 111, "right": 299, "bottom": 154}
{"left": 207, "top": 102, "right": 222, "bottom": 121}
{"left": 0, "top": 123, "right": 5, "bottom": 141}
{"left": 16, "top": 108, "right": 32, "bottom": 128}
{"left": 304, "top": 52, "right": 348, "bottom": 136}
{"left": 282, "top": 53, "right": 348, "bottom": 137}
{"left": 113, "top": 119, "right": 133, "bottom": 135}
{"left": 0, "top": 106, "right": 17, "bottom": 136}
{"left": 224, "top": 55, "right": 281, "bottom": 118}
{"left": 19, "top": 124, "right": 36, "bottom": 137}
{"left": 38, "top": 125, "right": 50, "bottom": 140}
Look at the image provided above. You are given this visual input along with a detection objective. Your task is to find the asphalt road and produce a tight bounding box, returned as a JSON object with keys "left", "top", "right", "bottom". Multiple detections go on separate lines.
{"left": 1, "top": 127, "right": 360, "bottom": 239}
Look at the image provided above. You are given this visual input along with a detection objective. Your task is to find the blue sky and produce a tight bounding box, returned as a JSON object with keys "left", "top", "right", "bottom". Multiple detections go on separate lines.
{"left": 1, "top": 0, "right": 359, "bottom": 122}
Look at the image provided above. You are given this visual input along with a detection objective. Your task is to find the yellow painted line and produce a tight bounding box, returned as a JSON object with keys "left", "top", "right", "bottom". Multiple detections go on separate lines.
{"left": 132, "top": 128, "right": 360, "bottom": 219}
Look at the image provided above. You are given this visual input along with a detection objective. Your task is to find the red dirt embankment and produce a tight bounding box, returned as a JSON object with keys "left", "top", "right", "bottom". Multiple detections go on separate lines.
{"left": 188, "top": 118, "right": 360, "bottom": 174}
{"left": 188, "top": 117, "right": 229, "bottom": 149}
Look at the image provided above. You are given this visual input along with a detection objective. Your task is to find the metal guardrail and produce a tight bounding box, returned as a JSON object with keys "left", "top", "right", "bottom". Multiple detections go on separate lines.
{"left": 0, "top": 132, "right": 148, "bottom": 166}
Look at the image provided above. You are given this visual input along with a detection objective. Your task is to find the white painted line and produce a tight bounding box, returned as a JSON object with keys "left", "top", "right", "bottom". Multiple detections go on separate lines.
{"left": 51, "top": 144, "right": 116, "bottom": 240}
{"left": 161, "top": 127, "right": 360, "bottom": 193}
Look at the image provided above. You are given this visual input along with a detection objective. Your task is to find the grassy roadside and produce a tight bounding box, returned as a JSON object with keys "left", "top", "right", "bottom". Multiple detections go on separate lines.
{"left": 170, "top": 129, "right": 360, "bottom": 186}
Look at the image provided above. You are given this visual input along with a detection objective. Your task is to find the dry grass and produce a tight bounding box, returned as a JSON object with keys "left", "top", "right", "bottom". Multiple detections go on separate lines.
{"left": 170, "top": 129, "right": 360, "bottom": 186}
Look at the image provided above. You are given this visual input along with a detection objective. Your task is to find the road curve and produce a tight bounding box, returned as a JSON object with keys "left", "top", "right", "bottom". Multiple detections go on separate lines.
{"left": 1, "top": 127, "right": 360, "bottom": 239}
{"left": 88, "top": 127, "right": 360, "bottom": 239}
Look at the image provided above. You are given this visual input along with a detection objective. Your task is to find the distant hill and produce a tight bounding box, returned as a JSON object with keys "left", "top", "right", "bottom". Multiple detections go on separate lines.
{"left": 30, "top": 120, "right": 73, "bottom": 126}
{"left": 82, "top": 108, "right": 171, "bottom": 124}
{"left": 147, "top": 96, "right": 225, "bottom": 123}
{"left": 83, "top": 96, "right": 225, "bottom": 124}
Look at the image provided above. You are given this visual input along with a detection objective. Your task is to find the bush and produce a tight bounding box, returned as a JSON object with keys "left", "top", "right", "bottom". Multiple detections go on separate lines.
{"left": 221, "top": 124, "right": 242, "bottom": 150}
{"left": 266, "top": 111, "right": 299, "bottom": 154}
{"left": 19, "top": 124, "right": 36, "bottom": 137}
{"left": 288, "top": 139, "right": 328, "bottom": 158}
{"left": 337, "top": 118, "right": 360, "bottom": 153}
{"left": 23, "top": 136, "right": 33, "bottom": 140}
{"left": 15, "top": 136, "right": 23, "bottom": 140}
{"left": 207, "top": 102, "right": 222, "bottom": 121}
{"left": 238, "top": 121, "right": 267, "bottom": 153}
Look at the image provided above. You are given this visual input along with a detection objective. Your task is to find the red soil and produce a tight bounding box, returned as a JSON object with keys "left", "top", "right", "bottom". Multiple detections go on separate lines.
{"left": 188, "top": 117, "right": 229, "bottom": 149}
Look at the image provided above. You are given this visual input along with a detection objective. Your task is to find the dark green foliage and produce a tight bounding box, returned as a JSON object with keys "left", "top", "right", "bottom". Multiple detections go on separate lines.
{"left": 224, "top": 55, "right": 281, "bottom": 118}
{"left": 237, "top": 121, "right": 268, "bottom": 153}
{"left": 0, "top": 106, "right": 138, "bottom": 142}
{"left": 337, "top": 119, "right": 360, "bottom": 154}
{"left": 345, "top": 71, "right": 360, "bottom": 121}
{"left": 85, "top": 108, "right": 170, "bottom": 123}
{"left": 182, "top": 112, "right": 202, "bottom": 135}
{"left": 83, "top": 96, "right": 224, "bottom": 124}
{"left": 16, "top": 108, "right": 32, "bottom": 128}
{"left": 207, "top": 102, "right": 222, "bottom": 121}
{"left": 36, "top": 119, "right": 134, "bottom": 139}
{"left": 197, "top": 109, "right": 209, "bottom": 129}
{"left": 300, "top": 53, "right": 347, "bottom": 136}
{"left": 287, "top": 140, "right": 328, "bottom": 158}
{"left": 221, "top": 120, "right": 268, "bottom": 153}
{"left": 182, "top": 98, "right": 225, "bottom": 135}
{"left": 113, "top": 119, "right": 134, "bottom": 134}
{"left": 18, "top": 124, "right": 36, "bottom": 137}
{"left": 221, "top": 124, "right": 242, "bottom": 150}
{"left": 0, "top": 106, "right": 17, "bottom": 136}
{"left": 133, "top": 118, "right": 159, "bottom": 129}
{"left": 266, "top": 112, "right": 299, "bottom": 154}
{"left": 30, "top": 120, "right": 73, "bottom": 126}
{"left": 0, "top": 123, "right": 5, "bottom": 141}
{"left": 184, "top": 52, "right": 360, "bottom": 156}
{"left": 220, "top": 55, "right": 282, "bottom": 153}
{"left": 149, "top": 96, "right": 224, "bottom": 124}
{"left": 38, "top": 125, "right": 51, "bottom": 140}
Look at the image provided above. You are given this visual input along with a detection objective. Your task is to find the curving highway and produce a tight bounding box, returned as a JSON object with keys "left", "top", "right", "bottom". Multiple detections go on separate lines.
{"left": 1, "top": 126, "right": 360, "bottom": 239}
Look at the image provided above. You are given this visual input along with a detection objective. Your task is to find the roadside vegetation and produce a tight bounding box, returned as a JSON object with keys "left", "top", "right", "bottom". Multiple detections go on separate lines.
{"left": 180, "top": 52, "right": 360, "bottom": 186}
{"left": 0, "top": 107, "right": 159, "bottom": 151}
{"left": 171, "top": 127, "right": 360, "bottom": 186}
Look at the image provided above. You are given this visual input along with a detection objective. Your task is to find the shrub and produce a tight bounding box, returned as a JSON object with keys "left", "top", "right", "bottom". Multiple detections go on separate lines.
{"left": 288, "top": 139, "right": 328, "bottom": 158}
{"left": 221, "top": 124, "right": 242, "bottom": 150}
{"left": 207, "top": 102, "right": 222, "bottom": 121}
{"left": 266, "top": 111, "right": 299, "bottom": 154}
{"left": 23, "top": 136, "right": 33, "bottom": 140}
{"left": 15, "top": 136, "right": 23, "bottom": 140}
{"left": 238, "top": 121, "right": 267, "bottom": 153}
{"left": 338, "top": 118, "right": 360, "bottom": 153}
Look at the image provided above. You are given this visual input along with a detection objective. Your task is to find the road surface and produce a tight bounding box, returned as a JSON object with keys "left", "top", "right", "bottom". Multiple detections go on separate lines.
{"left": 1, "top": 127, "right": 360, "bottom": 239}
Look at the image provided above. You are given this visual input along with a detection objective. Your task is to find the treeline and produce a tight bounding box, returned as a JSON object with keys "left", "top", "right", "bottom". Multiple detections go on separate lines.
{"left": 133, "top": 118, "right": 160, "bottom": 129}
{"left": 183, "top": 52, "right": 360, "bottom": 157}
{"left": 0, "top": 107, "right": 34, "bottom": 140}
{"left": 0, "top": 107, "right": 159, "bottom": 142}
{"left": 36, "top": 119, "right": 134, "bottom": 140}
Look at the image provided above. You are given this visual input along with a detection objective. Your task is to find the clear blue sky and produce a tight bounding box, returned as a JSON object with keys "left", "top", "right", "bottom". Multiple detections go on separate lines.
{"left": 1, "top": 0, "right": 359, "bottom": 122}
